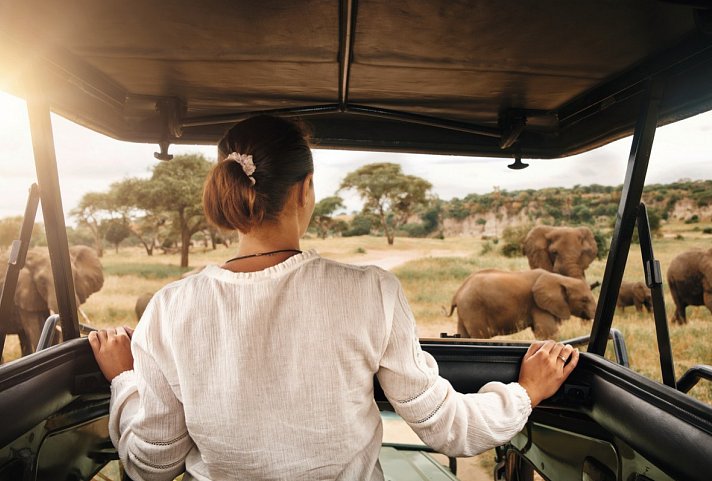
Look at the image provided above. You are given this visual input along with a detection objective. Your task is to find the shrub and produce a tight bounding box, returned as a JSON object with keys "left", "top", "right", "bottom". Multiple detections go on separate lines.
{"left": 675, "top": 234, "right": 685, "bottom": 240}
{"left": 499, "top": 224, "right": 532, "bottom": 258}
{"left": 685, "top": 215, "right": 700, "bottom": 224}
{"left": 593, "top": 229, "right": 610, "bottom": 259}
{"left": 703, "top": 227, "right": 712, "bottom": 235}
{"left": 342, "top": 214, "right": 373, "bottom": 237}
{"left": 400, "top": 223, "right": 428, "bottom": 238}
{"left": 480, "top": 242, "right": 494, "bottom": 255}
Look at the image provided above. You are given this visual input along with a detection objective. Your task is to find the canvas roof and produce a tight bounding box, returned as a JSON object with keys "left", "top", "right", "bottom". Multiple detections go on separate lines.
{"left": 1, "top": 0, "right": 711, "bottom": 158}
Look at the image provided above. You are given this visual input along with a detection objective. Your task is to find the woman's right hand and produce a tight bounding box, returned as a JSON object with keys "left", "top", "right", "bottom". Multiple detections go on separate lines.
{"left": 517, "top": 340, "right": 579, "bottom": 407}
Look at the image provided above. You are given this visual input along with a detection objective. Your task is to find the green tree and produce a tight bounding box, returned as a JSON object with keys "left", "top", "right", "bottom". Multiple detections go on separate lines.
{"left": 108, "top": 178, "right": 167, "bottom": 256}
{"left": 340, "top": 163, "right": 432, "bottom": 245}
{"left": 310, "top": 196, "right": 345, "bottom": 239}
{"left": 71, "top": 192, "right": 113, "bottom": 257}
{"left": 0, "top": 216, "right": 45, "bottom": 249}
{"left": 104, "top": 219, "right": 132, "bottom": 253}
{"left": 141, "top": 154, "right": 213, "bottom": 267}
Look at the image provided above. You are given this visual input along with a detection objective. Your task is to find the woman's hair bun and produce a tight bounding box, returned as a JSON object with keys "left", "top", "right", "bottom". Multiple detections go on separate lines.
{"left": 203, "top": 115, "right": 313, "bottom": 233}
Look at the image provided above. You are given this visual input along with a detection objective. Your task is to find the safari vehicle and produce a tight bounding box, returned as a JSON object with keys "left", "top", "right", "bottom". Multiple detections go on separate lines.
{"left": 1, "top": 1, "right": 712, "bottom": 480}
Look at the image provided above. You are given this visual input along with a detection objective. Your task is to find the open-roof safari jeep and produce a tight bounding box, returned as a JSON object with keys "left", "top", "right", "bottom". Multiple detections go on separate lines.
{"left": 1, "top": 1, "right": 712, "bottom": 480}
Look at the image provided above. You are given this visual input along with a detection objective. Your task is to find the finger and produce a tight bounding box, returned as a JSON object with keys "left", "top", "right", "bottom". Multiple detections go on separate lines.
{"left": 563, "top": 348, "right": 580, "bottom": 377}
{"left": 124, "top": 326, "right": 135, "bottom": 338}
{"left": 116, "top": 326, "right": 128, "bottom": 338}
{"left": 550, "top": 342, "right": 566, "bottom": 360}
{"left": 524, "top": 340, "right": 544, "bottom": 358}
{"left": 559, "top": 344, "right": 575, "bottom": 363}
{"left": 88, "top": 331, "right": 100, "bottom": 351}
{"left": 537, "top": 340, "right": 557, "bottom": 355}
{"left": 97, "top": 329, "right": 108, "bottom": 343}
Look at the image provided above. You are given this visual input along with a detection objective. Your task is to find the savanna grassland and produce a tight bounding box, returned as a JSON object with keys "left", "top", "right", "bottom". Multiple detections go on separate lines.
{"left": 4, "top": 224, "right": 709, "bottom": 404}
{"left": 3, "top": 224, "right": 710, "bottom": 481}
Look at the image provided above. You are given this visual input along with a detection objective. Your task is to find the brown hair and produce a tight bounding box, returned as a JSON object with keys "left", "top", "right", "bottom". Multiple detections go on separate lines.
{"left": 203, "top": 115, "right": 313, "bottom": 232}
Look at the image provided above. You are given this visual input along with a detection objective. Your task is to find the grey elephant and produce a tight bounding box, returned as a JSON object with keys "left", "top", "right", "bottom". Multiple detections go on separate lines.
{"left": 447, "top": 268, "right": 597, "bottom": 339}
{"left": 0, "top": 245, "right": 104, "bottom": 356}
{"left": 667, "top": 247, "right": 712, "bottom": 324}
{"left": 522, "top": 225, "right": 598, "bottom": 279}
{"left": 617, "top": 281, "right": 652, "bottom": 313}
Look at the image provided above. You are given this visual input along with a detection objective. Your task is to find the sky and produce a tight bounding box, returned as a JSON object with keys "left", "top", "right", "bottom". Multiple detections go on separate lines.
{"left": 0, "top": 90, "right": 710, "bottom": 221}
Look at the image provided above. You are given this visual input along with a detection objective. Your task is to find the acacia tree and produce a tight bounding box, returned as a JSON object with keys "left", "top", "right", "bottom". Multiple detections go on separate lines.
{"left": 71, "top": 192, "right": 112, "bottom": 257}
{"left": 108, "top": 178, "right": 167, "bottom": 256}
{"left": 310, "top": 196, "right": 345, "bottom": 239}
{"left": 141, "top": 154, "right": 213, "bottom": 267}
{"left": 340, "top": 163, "right": 432, "bottom": 245}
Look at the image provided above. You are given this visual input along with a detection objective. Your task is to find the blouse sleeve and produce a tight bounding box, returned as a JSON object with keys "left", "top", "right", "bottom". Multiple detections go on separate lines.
{"left": 375, "top": 274, "right": 532, "bottom": 457}
{"left": 108, "top": 298, "right": 195, "bottom": 481}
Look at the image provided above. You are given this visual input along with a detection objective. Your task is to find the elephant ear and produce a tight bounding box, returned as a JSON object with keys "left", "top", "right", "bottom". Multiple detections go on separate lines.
{"left": 523, "top": 227, "right": 554, "bottom": 271}
{"left": 578, "top": 227, "right": 598, "bottom": 267}
{"left": 532, "top": 273, "right": 571, "bottom": 320}
{"left": 69, "top": 246, "right": 104, "bottom": 304}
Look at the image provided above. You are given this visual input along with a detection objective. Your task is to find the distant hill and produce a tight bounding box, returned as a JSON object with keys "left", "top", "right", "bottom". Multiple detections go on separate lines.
{"left": 439, "top": 179, "right": 712, "bottom": 237}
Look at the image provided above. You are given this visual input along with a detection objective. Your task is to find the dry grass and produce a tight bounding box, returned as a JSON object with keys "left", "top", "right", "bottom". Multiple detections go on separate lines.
{"left": 3, "top": 230, "right": 710, "bottom": 400}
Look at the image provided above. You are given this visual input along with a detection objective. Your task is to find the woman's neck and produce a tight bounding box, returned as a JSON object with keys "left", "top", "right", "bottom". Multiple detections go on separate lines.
{"left": 222, "top": 217, "right": 303, "bottom": 273}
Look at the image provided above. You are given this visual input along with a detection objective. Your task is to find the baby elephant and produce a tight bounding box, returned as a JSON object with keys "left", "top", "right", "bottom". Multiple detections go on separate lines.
{"left": 617, "top": 281, "right": 652, "bottom": 313}
{"left": 448, "top": 269, "right": 597, "bottom": 339}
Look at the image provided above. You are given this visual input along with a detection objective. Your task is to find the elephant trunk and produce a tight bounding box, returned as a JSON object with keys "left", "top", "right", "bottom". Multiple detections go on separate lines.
{"left": 554, "top": 258, "right": 586, "bottom": 279}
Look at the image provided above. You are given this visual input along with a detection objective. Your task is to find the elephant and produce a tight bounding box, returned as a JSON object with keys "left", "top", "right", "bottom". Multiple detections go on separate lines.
{"left": 447, "top": 268, "right": 597, "bottom": 339}
{"left": 135, "top": 292, "right": 154, "bottom": 320}
{"left": 0, "top": 245, "right": 104, "bottom": 357}
{"left": 617, "top": 281, "right": 652, "bottom": 313}
{"left": 522, "top": 225, "right": 598, "bottom": 280}
{"left": 667, "top": 247, "right": 712, "bottom": 324}
{"left": 616, "top": 281, "right": 653, "bottom": 312}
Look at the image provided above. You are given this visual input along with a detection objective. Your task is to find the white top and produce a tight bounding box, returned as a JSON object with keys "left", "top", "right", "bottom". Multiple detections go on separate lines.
{"left": 110, "top": 250, "right": 531, "bottom": 481}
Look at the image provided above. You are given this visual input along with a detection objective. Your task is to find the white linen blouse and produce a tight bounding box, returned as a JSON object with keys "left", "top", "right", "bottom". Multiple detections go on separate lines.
{"left": 109, "top": 250, "right": 531, "bottom": 481}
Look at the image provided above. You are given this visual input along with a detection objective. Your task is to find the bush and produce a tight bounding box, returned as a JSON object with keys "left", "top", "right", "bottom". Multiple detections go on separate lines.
{"left": 499, "top": 224, "right": 532, "bottom": 258}
{"left": 685, "top": 215, "right": 700, "bottom": 224}
{"left": 703, "top": 227, "right": 712, "bottom": 235}
{"left": 480, "top": 242, "right": 494, "bottom": 255}
{"left": 400, "top": 223, "right": 428, "bottom": 238}
{"left": 342, "top": 214, "right": 373, "bottom": 237}
{"left": 593, "top": 229, "right": 610, "bottom": 259}
{"left": 675, "top": 234, "right": 685, "bottom": 240}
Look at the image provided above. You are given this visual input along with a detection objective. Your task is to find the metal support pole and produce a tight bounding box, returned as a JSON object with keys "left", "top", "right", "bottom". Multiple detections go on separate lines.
{"left": 26, "top": 97, "right": 80, "bottom": 340}
{"left": 587, "top": 79, "right": 663, "bottom": 355}
{"left": 0, "top": 184, "right": 40, "bottom": 359}
{"left": 637, "top": 203, "right": 676, "bottom": 388}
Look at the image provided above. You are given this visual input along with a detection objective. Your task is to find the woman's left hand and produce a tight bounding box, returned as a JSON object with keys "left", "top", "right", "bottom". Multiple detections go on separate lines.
{"left": 88, "top": 326, "right": 135, "bottom": 382}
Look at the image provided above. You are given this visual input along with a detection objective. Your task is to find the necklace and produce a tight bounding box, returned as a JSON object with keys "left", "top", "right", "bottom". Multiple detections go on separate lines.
{"left": 225, "top": 248, "right": 302, "bottom": 263}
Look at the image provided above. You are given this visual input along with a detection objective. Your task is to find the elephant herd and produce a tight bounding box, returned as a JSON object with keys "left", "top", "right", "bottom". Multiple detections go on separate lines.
{"left": 449, "top": 225, "right": 712, "bottom": 340}
{"left": 0, "top": 230, "right": 709, "bottom": 358}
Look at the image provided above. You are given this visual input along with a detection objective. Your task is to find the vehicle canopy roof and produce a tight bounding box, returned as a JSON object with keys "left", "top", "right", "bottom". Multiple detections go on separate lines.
{"left": 1, "top": 0, "right": 711, "bottom": 158}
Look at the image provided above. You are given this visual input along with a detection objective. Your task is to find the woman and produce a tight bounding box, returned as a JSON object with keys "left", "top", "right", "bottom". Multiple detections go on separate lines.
{"left": 90, "top": 115, "right": 579, "bottom": 481}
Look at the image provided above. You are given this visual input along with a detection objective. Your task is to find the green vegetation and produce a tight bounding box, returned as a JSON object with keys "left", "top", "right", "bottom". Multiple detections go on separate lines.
{"left": 340, "top": 163, "right": 432, "bottom": 245}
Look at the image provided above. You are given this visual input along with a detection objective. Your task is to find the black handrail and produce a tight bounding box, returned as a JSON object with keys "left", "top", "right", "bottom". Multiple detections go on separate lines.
{"left": 563, "top": 328, "right": 629, "bottom": 367}
{"left": 36, "top": 315, "right": 61, "bottom": 352}
{"left": 677, "top": 365, "right": 712, "bottom": 394}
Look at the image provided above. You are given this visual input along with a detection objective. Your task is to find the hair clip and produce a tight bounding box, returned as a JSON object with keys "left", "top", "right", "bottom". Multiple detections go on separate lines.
{"left": 226, "top": 152, "right": 256, "bottom": 185}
